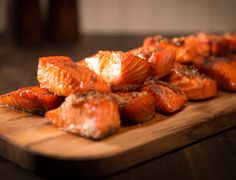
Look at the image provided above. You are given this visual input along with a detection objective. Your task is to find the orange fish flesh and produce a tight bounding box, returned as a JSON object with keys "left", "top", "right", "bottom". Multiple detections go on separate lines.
{"left": 0, "top": 86, "right": 64, "bottom": 114}
{"left": 113, "top": 91, "right": 156, "bottom": 123}
{"left": 84, "top": 51, "right": 151, "bottom": 88}
{"left": 37, "top": 56, "right": 110, "bottom": 96}
{"left": 164, "top": 63, "right": 218, "bottom": 100}
{"left": 142, "top": 80, "right": 187, "bottom": 113}
{"left": 45, "top": 92, "right": 120, "bottom": 140}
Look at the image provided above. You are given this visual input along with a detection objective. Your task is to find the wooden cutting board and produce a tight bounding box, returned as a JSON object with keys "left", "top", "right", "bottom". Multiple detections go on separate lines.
{"left": 0, "top": 91, "right": 236, "bottom": 178}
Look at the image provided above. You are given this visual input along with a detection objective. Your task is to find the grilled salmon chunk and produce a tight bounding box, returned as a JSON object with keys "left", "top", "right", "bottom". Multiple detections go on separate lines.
{"left": 113, "top": 92, "right": 156, "bottom": 123}
{"left": 144, "top": 36, "right": 197, "bottom": 63}
{"left": 45, "top": 92, "right": 120, "bottom": 140}
{"left": 142, "top": 80, "right": 186, "bottom": 113}
{"left": 84, "top": 51, "right": 151, "bottom": 88}
{"left": 184, "top": 33, "right": 230, "bottom": 56}
{"left": 77, "top": 59, "right": 142, "bottom": 93}
{"left": 0, "top": 86, "right": 64, "bottom": 114}
{"left": 129, "top": 46, "right": 175, "bottom": 78}
{"left": 171, "top": 37, "right": 198, "bottom": 63}
{"left": 193, "top": 56, "right": 236, "bottom": 91}
{"left": 164, "top": 63, "right": 217, "bottom": 100}
{"left": 37, "top": 56, "right": 110, "bottom": 96}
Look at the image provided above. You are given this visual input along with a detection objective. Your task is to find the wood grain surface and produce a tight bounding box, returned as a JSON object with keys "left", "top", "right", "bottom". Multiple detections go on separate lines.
{"left": 0, "top": 91, "right": 236, "bottom": 178}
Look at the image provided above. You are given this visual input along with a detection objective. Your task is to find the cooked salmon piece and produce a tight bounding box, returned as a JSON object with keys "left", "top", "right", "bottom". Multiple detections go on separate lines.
{"left": 129, "top": 46, "right": 175, "bottom": 78}
{"left": 113, "top": 92, "right": 155, "bottom": 123}
{"left": 164, "top": 63, "right": 217, "bottom": 100}
{"left": 193, "top": 56, "right": 236, "bottom": 91}
{"left": 184, "top": 33, "right": 230, "bottom": 56}
{"left": 84, "top": 51, "right": 151, "bottom": 88}
{"left": 171, "top": 37, "right": 198, "bottom": 63}
{"left": 78, "top": 59, "right": 142, "bottom": 92}
{"left": 143, "top": 36, "right": 197, "bottom": 63}
{"left": 45, "top": 92, "right": 120, "bottom": 140}
{"left": 37, "top": 56, "right": 110, "bottom": 96}
{"left": 184, "top": 34, "right": 210, "bottom": 57}
{"left": 0, "top": 86, "right": 64, "bottom": 114}
{"left": 142, "top": 80, "right": 186, "bottom": 113}
{"left": 224, "top": 33, "right": 236, "bottom": 52}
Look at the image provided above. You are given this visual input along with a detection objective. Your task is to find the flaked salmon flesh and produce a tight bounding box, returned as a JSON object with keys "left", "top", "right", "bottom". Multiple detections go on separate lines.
{"left": 193, "top": 56, "right": 236, "bottom": 91}
{"left": 46, "top": 92, "right": 120, "bottom": 140}
{"left": 164, "top": 63, "right": 218, "bottom": 100}
{"left": 84, "top": 51, "right": 151, "bottom": 87}
{"left": 142, "top": 80, "right": 187, "bottom": 113}
{"left": 37, "top": 56, "right": 110, "bottom": 96}
{"left": 129, "top": 46, "right": 175, "bottom": 78}
{"left": 113, "top": 91, "right": 156, "bottom": 123}
{"left": 184, "top": 33, "right": 231, "bottom": 56}
{"left": 143, "top": 36, "right": 198, "bottom": 63}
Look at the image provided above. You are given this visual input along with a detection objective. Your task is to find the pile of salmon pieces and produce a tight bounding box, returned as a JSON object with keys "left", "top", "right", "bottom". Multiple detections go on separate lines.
{"left": 1, "top": 32, "right": 236, "bottom": 140}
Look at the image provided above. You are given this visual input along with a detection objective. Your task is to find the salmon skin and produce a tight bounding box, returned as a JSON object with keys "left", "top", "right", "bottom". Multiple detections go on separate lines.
{"left": 193, "top": 56, "right": 236, "bottom": 91}
{"left": 142, "top": 80, "right": 186, "bottom": 113}
{"left": 45, "top": 92, "right": 120, "bottom": 140}
{"left": 113, "top": 91, "right": 156, "bottom": 124}
{"left": 84, "top": 51, "right": 151, "bottom": 88}
{"left": 0, "top": 86, "right": 64, "bottom": 115}
{"left": 129, "top": 46, "right": 175, "bottom": 78}
{"left": 143, "top": 36, "right": 198, "bottom": 64}
{"left": 164, "top": 63, "right": 217, "bottom": 100}
{"left": 37, "top": 56, "right": 110, "bottom": 96}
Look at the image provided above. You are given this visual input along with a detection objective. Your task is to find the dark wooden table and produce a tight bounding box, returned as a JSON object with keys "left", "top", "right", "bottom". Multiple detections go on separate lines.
{"left": 0, "top": 36, "right": 236, "bottom": 180}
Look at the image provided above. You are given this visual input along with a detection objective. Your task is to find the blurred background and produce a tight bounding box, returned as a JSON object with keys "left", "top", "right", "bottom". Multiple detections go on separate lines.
{"left": 0, "top": 0, "right": 235, "bottom": 43}
{"left": 0, "top": 0, "right": 235, "bottom": 92}
{"left": 79, "top": 0, "right": 236, "bottom": 35}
